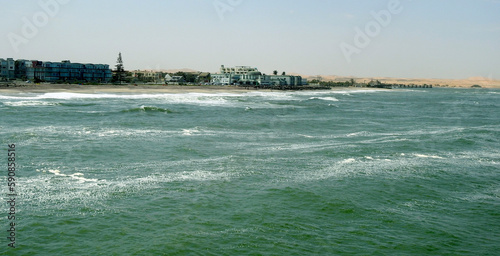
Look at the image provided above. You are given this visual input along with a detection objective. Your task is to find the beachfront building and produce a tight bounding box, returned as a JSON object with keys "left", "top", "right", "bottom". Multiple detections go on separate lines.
{"left": 2, "top": 58, "right": 112, "bottom": 83}
{"left": 0, "top": 58, "right": 15, "bottom": 80}
{"left": 211, "top": 73, "right": 239, "bottom": 85}
{"left": 211, "top": 65, "right": 303, "bottom": 87}
{"left": 220, "top": 65, "right": 259, "bottom": 75}
{"left": 197, "top": 72, "right": 211, "bottom": 84}
{"left": 164, "top": 74, "right": 185, "bottom": 84}
{"left": 130, "top": 70, "right": 164, "bottom": 83}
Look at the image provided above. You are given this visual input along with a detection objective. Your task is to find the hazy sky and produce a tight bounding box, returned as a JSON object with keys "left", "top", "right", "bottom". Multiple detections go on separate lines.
{"left": 1, "top": 0, "right": 499, "bottom": 79}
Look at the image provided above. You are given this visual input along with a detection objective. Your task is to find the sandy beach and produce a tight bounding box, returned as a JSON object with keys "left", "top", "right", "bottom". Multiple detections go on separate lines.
{"left": 0, "top": 83, "right": 264, "bottom": 94}
{"left": 1, "top": 81, "right": 498, "bottom": 94}
{"left": 0, "top": 83, "right": 388, "bottom": 94}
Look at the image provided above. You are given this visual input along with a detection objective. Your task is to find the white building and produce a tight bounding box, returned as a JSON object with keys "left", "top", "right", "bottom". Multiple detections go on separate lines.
{"left": 220, "top": 65, "right": 259, "bottom": 75}
{"left": 164, "top": 74, "right": 185, "bottom": 84}
{"left": 130, "top": 70, "right": 164, "bottom": 83}
{"left": 211, "top": 65, "right": 303, "bottom": 87}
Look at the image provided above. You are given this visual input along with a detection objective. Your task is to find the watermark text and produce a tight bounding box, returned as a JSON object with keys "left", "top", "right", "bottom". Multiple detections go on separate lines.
{"left": 213, "top": 0, "right": 244, "bottom": 21}
{"left": 7, "top": 144, "right": 17, "bottom": 248}
{"left": 8, "top": 0, "right": 71, "bottom": 53}
{"left": 340, "top": 0, "right": 405, "bottom": 63}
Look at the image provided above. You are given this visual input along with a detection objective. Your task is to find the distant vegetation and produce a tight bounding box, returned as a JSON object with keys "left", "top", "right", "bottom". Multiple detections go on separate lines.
{"left": 112, "top": 52, "right": 126, "bottom": 84}
{"left": 308, "top": 79, "right": 435, "bottom": 89}
{"left": 309, "top": 79, "right": 387, "bottom": 88}
{"left": 172, "top": 72, "right": 198, "bottom": 83}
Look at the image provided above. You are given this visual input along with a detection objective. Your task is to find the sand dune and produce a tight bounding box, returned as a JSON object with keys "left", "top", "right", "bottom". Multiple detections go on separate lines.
{"left": 301, "top": 75, "right": 500, "bottom": 89}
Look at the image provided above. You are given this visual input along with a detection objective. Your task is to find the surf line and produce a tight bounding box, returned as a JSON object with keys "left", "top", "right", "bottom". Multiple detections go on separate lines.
{"left": 7, "top": 144, "right": 17, "bottom": 248}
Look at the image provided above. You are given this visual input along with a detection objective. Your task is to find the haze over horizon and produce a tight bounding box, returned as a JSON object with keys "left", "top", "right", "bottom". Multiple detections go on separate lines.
{"left": 1, "top": 0, "right": 499, "bottom": 80}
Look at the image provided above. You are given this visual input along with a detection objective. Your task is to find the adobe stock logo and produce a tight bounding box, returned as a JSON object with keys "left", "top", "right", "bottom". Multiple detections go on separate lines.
{"left": 7, "top": 0, "right": 71, "bottom": 53}
{"left": 213, "top": 0, "right": 244, "bottom": 21}
{"left": 340, "top": 0, "right": 407, "bottom": 63}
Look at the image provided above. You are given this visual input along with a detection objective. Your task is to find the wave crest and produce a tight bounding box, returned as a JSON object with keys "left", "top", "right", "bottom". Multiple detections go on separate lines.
{"left": 122, "top": 106, "right": 173, "bottom": 113}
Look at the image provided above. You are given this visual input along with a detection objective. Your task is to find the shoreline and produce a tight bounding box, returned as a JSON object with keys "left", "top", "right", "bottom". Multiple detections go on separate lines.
{"left": 0, "top": 82, "right": 497, "bottom": 94}
{"left": 0, "top": 83, "right": 385, "bottom": 94}
{"left": 0, "top": 83, "right": 258, "bottom": 94}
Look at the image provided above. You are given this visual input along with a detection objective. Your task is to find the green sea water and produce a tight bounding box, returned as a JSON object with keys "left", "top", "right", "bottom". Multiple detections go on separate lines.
{"left": 1, "top": 88, "right": 499, "bottom": 255}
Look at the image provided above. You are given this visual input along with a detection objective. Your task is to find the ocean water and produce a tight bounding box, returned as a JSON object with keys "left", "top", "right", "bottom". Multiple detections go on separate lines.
{"left": 1, "top": 88, "right": 499, "bottom": 255}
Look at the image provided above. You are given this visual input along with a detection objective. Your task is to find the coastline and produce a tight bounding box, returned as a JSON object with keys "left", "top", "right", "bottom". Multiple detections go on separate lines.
{"left": 0, "top": 83, "right": 259, "bottom": 94}
{"left": 307, "top": 75, "right": 500, "bottom": 89}
{"left": 1, "top": 82, "right": 497, "bottom": 95}
{"left": 0, "top": 83, "right": 385, "bottom": 94}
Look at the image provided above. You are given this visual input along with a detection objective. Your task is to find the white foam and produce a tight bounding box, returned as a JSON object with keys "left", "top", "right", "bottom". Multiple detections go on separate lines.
{"left": 48, "top": 169, "right": 65, "bottom": 176}
{"left": 346, "top": 131, "right": 369, "bottom": 137}
{"left": 298, "top": 134, "right": 314, "bottom": 138}
{"left": 459, "top": 186, "right": 500, "bottom": 202}
{"left": 24, "top": 126, "right": 178, "bottom": 139}
{"left": 1, "top": 90, "right": 391, "bottom": 110}
{"left": 69, "top": 173, "right": 98, "bottom": 183}
{"left": 1, "top": 92, "right": 232, "bottom": 106}
{"left": 177, "top": 170, "right": 232, "bottom": 182}
{"left": 309, "top": 97, "right": 339, "bottom": 102}
{"left": 245, "top": 91, "right": 294, "bottom": 97}
{"left": 242, "top": 90, "right": 387, "bottom": 102}
{"left": 3, "top": 101, "right": 60, "bottom": 107}
{"left": 125, "top": 170, "right": 233, "bottom": 187}
{"left": 414, "top": 154, "right": 444, "bottom": 159}
{"left": 0, "top": 94, "right": 29, "bottom": 100}
{"left": 0, "top": 92, "right": 115, "bottom": 100}
{"left": 283, "top": 151, "right": 457, "bottom": 184}
{"left": 47, "top": 169, "right": 97, "bottom": 183}
{"left": 20, "top": 161, "right": 237, "bottom": 216}
{"left": 329, "top": 89, "right": 387, "bottom": 94}
{"left": 339, "top": 158, "right": 356, "bottom": 164}
{"left": 40, "top": 92, "right": 111, "bottom": 99}
{"left": 182, "top": 129, "right": 199, "bottom": 136}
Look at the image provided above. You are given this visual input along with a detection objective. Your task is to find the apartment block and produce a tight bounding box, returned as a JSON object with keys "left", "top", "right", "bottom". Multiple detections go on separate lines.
{"left": 0, "top": 58, "right": 15, "bottom": 80}
{"left": 2, "top": 58, "right": 112, "bottom": 83}
{"left": 212, "top": 65, "right": 303, "bottom": 87}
